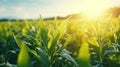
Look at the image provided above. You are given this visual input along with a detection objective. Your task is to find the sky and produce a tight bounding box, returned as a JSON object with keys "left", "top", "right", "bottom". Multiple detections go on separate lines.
{"left": 0, "top": 0, "right": 120, "bottom": 19}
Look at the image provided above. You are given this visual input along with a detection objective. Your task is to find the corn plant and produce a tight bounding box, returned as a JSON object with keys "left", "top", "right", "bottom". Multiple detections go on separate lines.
{"left": 13, "top": 17, "right": 78, "bottom": 67}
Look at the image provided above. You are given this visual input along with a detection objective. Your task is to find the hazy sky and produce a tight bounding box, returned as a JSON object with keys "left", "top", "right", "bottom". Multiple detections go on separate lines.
{"left": 0, "top": 0, "right": 120, "bottom": 19}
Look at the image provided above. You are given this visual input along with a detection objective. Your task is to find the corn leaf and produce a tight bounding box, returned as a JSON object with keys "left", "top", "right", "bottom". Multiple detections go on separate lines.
{"left": 36, "top": 48, "right": 50, "bottom": 67}
{"left": 78, "top": 42, "right": 90, "bottom": 67}
{"left": 17, "top": 42, "right": 30, "bottom": 67}
{"left": 60, "top": 49, "right": 78, "bottom": 67}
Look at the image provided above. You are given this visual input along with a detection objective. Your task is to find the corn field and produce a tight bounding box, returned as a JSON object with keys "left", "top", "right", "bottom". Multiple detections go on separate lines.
{"left": 0, "top": 17, "right": 120, "bottom": 67}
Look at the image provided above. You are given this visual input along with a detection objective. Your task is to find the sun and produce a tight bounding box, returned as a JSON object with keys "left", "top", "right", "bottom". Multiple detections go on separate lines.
{"left": 82, "top": 7, "right": 105, "bottom": 18}
{"left": 80, "top": 0, "right": 107, "bottom": 18}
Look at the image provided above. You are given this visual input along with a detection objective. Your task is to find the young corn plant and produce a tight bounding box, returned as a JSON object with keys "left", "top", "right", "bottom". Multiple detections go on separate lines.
{"left": 88, "top": 17, "right": 120, "bottom": 67}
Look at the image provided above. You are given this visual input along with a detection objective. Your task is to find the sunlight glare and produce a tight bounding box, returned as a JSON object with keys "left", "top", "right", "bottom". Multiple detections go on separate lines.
{"left": 80, "top": 0, "right": 107, "bottom": 18}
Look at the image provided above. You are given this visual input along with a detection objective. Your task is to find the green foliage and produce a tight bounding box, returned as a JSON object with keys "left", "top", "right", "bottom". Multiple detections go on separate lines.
{"left": 17, "top": 42, "right": 30, "bottom": 67}
{"left": 0, "top": 17, "right": 120, "bottom": 67}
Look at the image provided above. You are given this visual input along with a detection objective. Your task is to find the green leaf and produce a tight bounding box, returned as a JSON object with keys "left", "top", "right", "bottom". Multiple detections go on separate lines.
{"left": 53, "top": 57, "right": 63, "bottom": 67}
{"left": 57, "top": 17, "right": 71, "bottom": 38}
{"left": 63, "top": 35, "right": 75, "bottom": 47}
{"left": 48, "top": 32, "right": 59, "bottom": 55}
{"left": 17, "top": 43, "right": 30, "bottom": 67}
{"left": 40, "top": 28, "right": 49, "bottom": 46}
{"left": 24, "top": 35, "right": 42, "bottom": 47}
{"left": 60, "top": 49, "right": 78, "bottom": 67}
{"left": 0, "top": 62, "right": 17, "bottom": 67}
{"left": 39, "top": 15, "right": 43, "bottom": 28}
{"left": 14, "top": 35, "right": 30, "bottom": 67}
{"left": 88, "top": 39, "right": 99, "bottom": 47}
{"left": 39, "top": 16, "right": 49, "bottom": 46}
{"left": 13, "top": 35, "right": 22, "bottom": 48}
{"left": 78, "top": 42, "right": 90, "bottom": 67}
{"left": 36, "top": 48, "right": 50, "bottom": 67}
{"left": 30, "top": 50, "right": 41, "bottom": 62}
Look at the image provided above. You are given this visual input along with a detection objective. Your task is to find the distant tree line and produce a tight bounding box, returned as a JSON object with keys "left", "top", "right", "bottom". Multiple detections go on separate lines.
{"left": 104, "top": 7, "right": 120, "bottom": 18}
{"left": 1, "top": 7, "right": 120, "bottom": 21}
